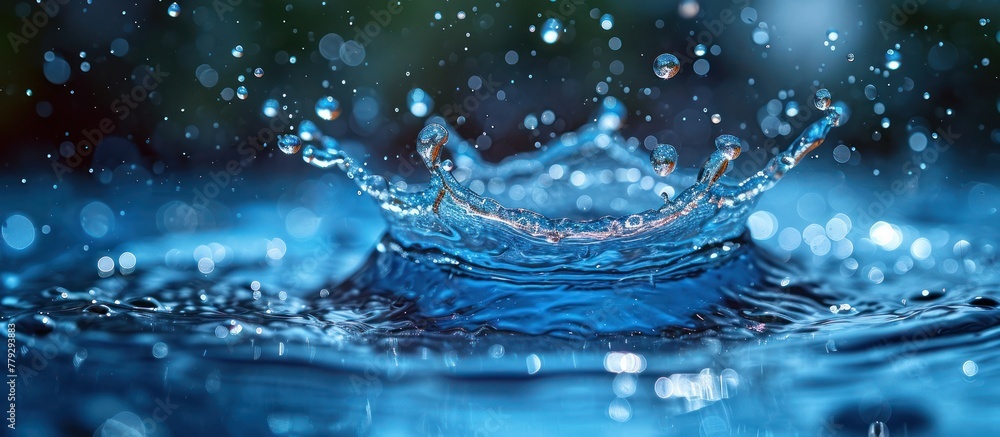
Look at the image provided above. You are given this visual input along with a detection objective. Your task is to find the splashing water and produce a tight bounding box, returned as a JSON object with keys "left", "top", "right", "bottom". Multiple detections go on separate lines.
{"left": 276, "top": 85, "right": 845, "bottom": 334}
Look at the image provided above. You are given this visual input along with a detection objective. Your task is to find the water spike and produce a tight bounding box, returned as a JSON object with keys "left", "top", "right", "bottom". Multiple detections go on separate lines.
{"left": 714, "top": 135, "right": 742, "bottom": 160}
{"left": 417, "top": 124, "right": 449, "bottom": 169}
{"left": 697, "top": 150, "right": 730, "bottom": 185}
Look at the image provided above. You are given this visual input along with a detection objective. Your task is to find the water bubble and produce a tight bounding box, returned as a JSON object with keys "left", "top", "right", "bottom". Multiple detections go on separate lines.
{"left": 694, "top": 44, "right": 707, "bottom": 56}
{"left": 980, "top": 18, "right": 989, "bottom": 26}
{"left": 407, "top": 88, "right": 433, "bottom": 117}
{"left": 826, "top": 29, "right": 839, "bottom": 41}
{"left": 813, "top": 88, "right": 832, "bottom": 110}
{"left": 711, "top": 113, "right": 721, "bottom": 124}
{"left": 441, "top": 159, "right": 454, "bottom": 172}
{"left": 541, "top": 18, "right": 563, "bottom": 44}
{"left": 740, "top": 7, "right": 757, "bottom": 24}
{"left": 885, "top": 49, "right": 901, "bottom": 70}
{"left": 262, "top": 99, "right": 280, "bottom": 118}
{"left": 278, "top": 135, "right": 302, "bottom": 155}
{"left": 315, "top": 96, "right": 341, "bottom": 121}
{"left": 2, "top": 214, "right": 35, "bottom": 250}
{"left": 254, "top": 67, "right": 264, "bottom": 78}
{"left": 152, "top": 342, "right": 168, "bottom": 359}
{"left": 167, "top": 2, "right": 180, "bottom": 17}
{"left": 524, "top": 114, "right": 538, "bottom": 130}
{"left": 847, "top": 53, "right": 855, "bottom": 62}
{"left": 653, "top": 53, "right": 680, "bottom": 79}
{"left": 752, "top": 27, "right": 770, "bottom": 45}
{"left": 81, "top": 202, "right": 114, "bottom": 238}
{"left": 417, "top": 124, "right": 449, "bottom": 167}
{"left": 864, "top": 84, "right": 878, "bottom": 100}
{"left": 231, "top": 45, "right": 244, "bottom": 58}
{"left": 868, "top": 421, "right": 888, "bottom": 437}
{"left": 540, "top": 110, "right": 556, "bottom": 125}
{"left": 962, "top": 359, "right": 979, "bottom": 377}
{"left": 600, "top": 14, "right": 614, "bottom": 30}
{"left": 714, "top": 135, "right": 742, "bottom": 160}
{"left": 339, "top": 40, "right": 366, "bottom": 66}
{"left": 650, "top": 144, "right": 678, "bottom": 177}
{"left": 236, "top": 86, "right": 248, "bottom": 100}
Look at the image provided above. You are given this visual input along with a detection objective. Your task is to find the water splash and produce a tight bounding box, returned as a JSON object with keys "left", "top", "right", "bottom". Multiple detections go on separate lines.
{"left": 279, "top": 87, "right": 845, "bottom": 334}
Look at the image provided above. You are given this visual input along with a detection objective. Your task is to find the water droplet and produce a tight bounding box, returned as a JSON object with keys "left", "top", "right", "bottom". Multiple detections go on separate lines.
{"left": 813, "top": 88, "right": 832, "bottom": 110}
{"left": 847, "top": 53, "right": 855, "bottom": 62}
{"left": 868, "top": 421, "right": 888, "bottom": 437}
{"left": 963, "top": 360, "right": 979, "bottom": 377}
{"left": 253, "top": 67, "right": 264, "bottom": 78}
{"left": 231, "top": 45, "right": 244, "bottom": 58}
{"left": 541, "top": 18, "right": 563, "bottom": 44}
{"left": 278, "top": 135, "right": 302, "bottom": 155}
{"left": 236, "top": 86, "right": 248, "bottom": 100}
{"left": 864, "top": 84, "right": 878, "bottom": 100}
{"left": 694, "top": 44, "right": 707, "bottom": 57}
{"left": 714, "top": 135, "right": 742, "bottom": 160}
{"left": 315, "top": 96, "right": 341, "bottom": 121}
{"left": 826, "top": 29, "right": 839, "bottom": 41}
{"left": 885, "top": 49, "right": 901, "bottom": 70}
{"left": 167, "top": 2, "right": 180, "bottom": 17}
{"left": 980, "top": 18, "right": 989, "bottom": 26}
{"left": 417, "top": 124, "right": 448, "bottom": 167}
{"left": 407, "top": 88, "right": 433, "bottom": 117}
{"left": 653, "top": 53, "right": 681, "bottom": 79}
{"left": 600, "top": 14, "right": 614, "bottom": 31}
{"left": 262, "top": 99, "right": 280, "bottom": 118}
{"left": 302, "top": 145, "right": 345, "bottom": 169}
{"left": 441, "top": 159, "right": 454, "bottom": 171}
{"left": 711, "top": 113, "right": 721, "bottom": 124}
{"left": 650, "top": 144, "right": 678, "bottom": 177}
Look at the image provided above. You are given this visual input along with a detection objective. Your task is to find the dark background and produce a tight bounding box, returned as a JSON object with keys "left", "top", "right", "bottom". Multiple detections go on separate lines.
{"left": 0, "top": 0, "right": 997, "bottom": 228}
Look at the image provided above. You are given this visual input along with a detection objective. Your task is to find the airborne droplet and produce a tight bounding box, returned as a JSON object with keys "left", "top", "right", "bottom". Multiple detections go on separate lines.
{"left": 714, "top": 135, "right": 742, "bottom": 160}
{"left": 541, "top": 18, "right": 563, "bottom": 44}
{"left": 278, "top": 135, "right": 302, "bottom": 155}
{"left": 315, "top": 96, "right": 341, "bottom": 121}
{"left": 650, "top": 144, "right": 678, "bottom": 177}
{"left": 813, "top": 88, "right": 832, "bottom": 110}
{"left": 167, "top": 2, "right": 181, "bottom": 17}
{"left": 653, "top": 53, "right": 681, "bottom": 79}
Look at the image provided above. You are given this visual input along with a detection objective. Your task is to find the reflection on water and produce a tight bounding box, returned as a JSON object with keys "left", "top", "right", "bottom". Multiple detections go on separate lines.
{"left": 3, "top": 1, "right": 999, "bottom": 436}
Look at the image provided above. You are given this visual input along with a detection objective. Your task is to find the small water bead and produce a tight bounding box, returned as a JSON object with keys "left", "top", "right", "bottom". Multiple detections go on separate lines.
{"left": 711, "top": 113, "right": 721, "bottom": 124}
{"left": 714, "top": 135, "right": 742, "bottom": 160}
{"left": 885, "top": 49, "right": 901, "bottom": 70}
{"left": 262, "top": 99, "right": 280, "bottom": 117}
{"left": 826, "top": 29, "right": 839, "bottom": 41}
{"left": 416, "top": 124, "right": 449, "bottom": 167}
{"left": 541, "top": 18, "right": 563, "bottom": 44}
{"left": 167, "top": 2, "right": 180, "bottom": 17}
{"left": 302, "top": 145, "right": 345, "bottom": 169}
{"left": 980, "top": 18, "right": 988, "bottom": 26}
{"left": 278, "top": 135, "right": 302, "bottom": 155}
{"left": 315, "top": 96, "right": 341, "bottom": 121}
{"left": 864, "top": 84, "right": 878, "bottom": 100}
{"left": 236, "top": 86, "right": 248, "bottom": 100}
{"left": 253, "top": 67, "right": 264, "bottom": 78}
{"left": 232, "top": 45, "right": 244, "bottom": 58}
{"left": 868, "top": 421, "right": 889, "bottom": 437}
{"left": 847, "top": 53, "right": 855, "bottom": 62}
{"left": 653, "top": 53, "right": 681, "bottom": 79}
{"left": 441, "top": 159, "right": 454, "bottom": 172}
{"left": 650, "top": 144, "right": 678, "bottom": 177}
{"left": 813, "top": 88, "right": 832, "bottom": 110}
{"left": 694, "top": 44, "right": 707, "bottom": 57}
{"left": 600, "top": 14, "right": 614, "bottom": 30}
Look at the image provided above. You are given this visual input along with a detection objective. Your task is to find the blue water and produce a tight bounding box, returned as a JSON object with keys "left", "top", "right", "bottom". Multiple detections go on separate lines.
{"left": 3, "top": 2, "right": 1000, "bottom": 436}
